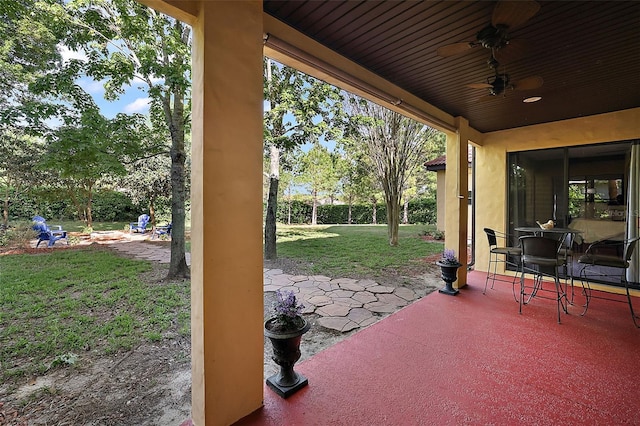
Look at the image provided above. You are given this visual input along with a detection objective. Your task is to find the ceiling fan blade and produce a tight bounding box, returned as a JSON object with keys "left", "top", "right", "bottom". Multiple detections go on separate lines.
{"left": 466, "top": 83, "right": 493, "bottom": 89}
{"left": 437, "top": 42, "right": 474, "bottom": 57}
{"left": 513, "top": 76, "right": 543, "bottom": 90}
{"left": 494, "top": 38, "right": 530, "bottom": 63}
{"left": 492, "top": 0, "right": 540, "bottom": 30}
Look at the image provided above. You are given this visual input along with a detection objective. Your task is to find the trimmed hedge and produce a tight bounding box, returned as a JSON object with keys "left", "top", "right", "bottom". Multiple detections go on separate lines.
{"left": 273, "top": 197, "right": 436, "bottom": 225}
{"left": 3, "top": 188, "right": 143, "bottom": 222}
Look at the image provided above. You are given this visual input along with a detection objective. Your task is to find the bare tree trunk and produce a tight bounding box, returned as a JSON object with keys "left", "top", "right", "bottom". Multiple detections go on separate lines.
{"left": 265, "top": 177, "right": 279, "bottom": 259}
{"left": 264, "top": 144, "right": 280, "bottom": 259}
{"left": 2, "top": 185, "right": 9, "bottom": 226}
{"left": 348, "top": 198, "right": 353, "bottom": 224}
{"left": 165, "top": 81, "right": 189, "bottom": 279}
{"left": 287, "top": 195, "right": 291, "bottom": 225}
{"left": 86, "top": 185, "right": 93, "bottom": 228}
{"left": 402, "top": 198, "right": 409, "bottom": 224}
{"left": 372, "top": 197, "right": 377, "bottom": 224}
{"left": 311, "top": 189, "right": 318, "bottom": 225}
{"left": 264, "top": 59, "right": 280, "bottom": 259}
{"left": 67, "top": 186, "right": 85, "bottom": 224}
{"left": 387, "top": 197, "right": 401, "bottom": 246}
{"left": 149, "top": 200, "right": 156, "bottom": 227}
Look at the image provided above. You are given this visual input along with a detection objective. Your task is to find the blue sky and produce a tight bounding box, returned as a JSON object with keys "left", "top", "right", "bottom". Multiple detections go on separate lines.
{"left": 59, "top": 45, "right": 151, "bottom": 119}
{"left": 59, "top": 46, "right": 337, "bottom": 156}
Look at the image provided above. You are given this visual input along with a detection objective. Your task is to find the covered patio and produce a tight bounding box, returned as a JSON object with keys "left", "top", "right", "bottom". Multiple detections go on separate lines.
{"left": 136, "top": 1, "right": 639, "bottom": 424}
{"left": 239, "top": 271, "right": 640, "bottom": 425}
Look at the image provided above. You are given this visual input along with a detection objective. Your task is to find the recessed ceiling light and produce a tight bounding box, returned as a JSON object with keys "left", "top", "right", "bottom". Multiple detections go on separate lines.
{"left": 523, "top": 96, "right": 542, "bottom": 103}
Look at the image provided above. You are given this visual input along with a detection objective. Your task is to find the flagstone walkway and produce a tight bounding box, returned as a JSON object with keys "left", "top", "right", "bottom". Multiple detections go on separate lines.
{"left": 263, "top": 269, "right": 418, "bottom": 332}
{"left": 107, "top": 239, "right": 419, "bottom": 332}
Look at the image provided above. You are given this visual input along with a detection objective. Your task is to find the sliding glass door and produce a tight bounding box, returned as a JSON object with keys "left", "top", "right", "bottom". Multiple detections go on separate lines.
{"left": 507, "top": 141, "right": 636, "bottom": 286}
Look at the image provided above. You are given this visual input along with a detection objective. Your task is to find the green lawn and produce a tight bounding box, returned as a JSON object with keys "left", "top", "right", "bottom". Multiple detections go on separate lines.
{"left": 0, "top": 248, "right": 190, "bottom": 383}
{"left": 0, "top": 222, "right": 439, "bottom": 384}
{"left": 32, "top": 220, "right": 180, "bottom": 233}
{"left": 275, "top": 224, "right": 444, "bottom": 277}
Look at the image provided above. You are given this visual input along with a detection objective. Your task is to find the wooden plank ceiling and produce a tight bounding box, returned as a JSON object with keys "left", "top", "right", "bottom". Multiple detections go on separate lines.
{"left": 263, "top": 1, "right": 640, "bottom": 133}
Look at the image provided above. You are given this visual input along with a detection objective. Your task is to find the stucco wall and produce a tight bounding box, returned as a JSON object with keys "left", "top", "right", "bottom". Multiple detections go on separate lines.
{"left": 474, "top": 107, "right": 640, "bottom": 277}
{"left": 436, "top": 169, "right": 472, "bottom": 237}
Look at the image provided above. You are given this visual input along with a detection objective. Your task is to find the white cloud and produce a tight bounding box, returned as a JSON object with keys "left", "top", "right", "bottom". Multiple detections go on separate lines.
{"left": 78, "top": 78, "right": 105, "bottom": 95}
{"left": 124, "top": 97, "right": 151, "bottom": 113}
{"left": 58, "top": 44, "right": 88, "bottom": 64}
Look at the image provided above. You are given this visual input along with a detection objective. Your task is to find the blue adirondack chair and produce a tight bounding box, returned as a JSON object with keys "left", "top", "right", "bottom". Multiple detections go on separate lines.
{"left": 129, "top": 214, "right": 150, "bottom": 234}
{"left": 152, "top": 223, "right": 172, "bottom": 240}
{"left": 32, "top": 216, "right": 68, "bottom": 248}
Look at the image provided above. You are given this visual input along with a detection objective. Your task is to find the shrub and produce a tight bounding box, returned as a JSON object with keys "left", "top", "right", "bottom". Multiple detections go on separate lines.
{"left": 407, "top": 197, "right": 437, "bottom": 224}
{"left": 271, "top": 197, "right": 440, "bottom": 225}
{"left": 91, "top": 191, "right": 139, "bottom": 222}
{"left": 0, "top": 222, "right": 37, "bottom": 248}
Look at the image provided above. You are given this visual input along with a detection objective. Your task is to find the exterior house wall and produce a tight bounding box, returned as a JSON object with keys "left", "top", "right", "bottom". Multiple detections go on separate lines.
{"left": 474, "top": 107, "right": 640, "bottom": 278}
{"left": 435, "top": 168, "right": 472, "bottom": 238}
{"left": 435, "top": 169, "right": 445, "bottom": 231}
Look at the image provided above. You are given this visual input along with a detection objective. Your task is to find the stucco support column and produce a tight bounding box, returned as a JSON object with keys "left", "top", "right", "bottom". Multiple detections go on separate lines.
{"left": 191, "top": 2, "right": 264, "bottom": 424}
{"left": 444, "top": 117, "right": 470, "bottom": 287}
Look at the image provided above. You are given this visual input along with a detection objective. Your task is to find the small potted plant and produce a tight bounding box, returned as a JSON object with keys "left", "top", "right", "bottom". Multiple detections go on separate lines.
{"left": 264, "top": 289, "right": 311, "bottom": 398}
{"left": 435, "top": 249, "right": 462, "bottom": 295}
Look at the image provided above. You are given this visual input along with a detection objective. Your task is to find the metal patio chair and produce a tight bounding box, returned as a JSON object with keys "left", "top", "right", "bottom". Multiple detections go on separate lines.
{"left": 578, "top": 237, "right": 640, "bottom": 327}
{"left": 519, "top": 236, "right": 567, "bottom": 323}
{"left": 483, "top": 228, "right": 522, "bottom": 301}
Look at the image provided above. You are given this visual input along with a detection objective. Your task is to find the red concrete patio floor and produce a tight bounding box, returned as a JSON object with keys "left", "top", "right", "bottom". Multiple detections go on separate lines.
{"left": 236, "top": 271, "right": 640, "bottom": 425}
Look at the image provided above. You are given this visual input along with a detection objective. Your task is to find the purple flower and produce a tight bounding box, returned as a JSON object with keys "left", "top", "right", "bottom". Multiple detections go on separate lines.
{"left": 271, "top": 290, "right": 305, "bottom": 330}
{"left": 442, "top": 249, "right": 458, "bottom": 264}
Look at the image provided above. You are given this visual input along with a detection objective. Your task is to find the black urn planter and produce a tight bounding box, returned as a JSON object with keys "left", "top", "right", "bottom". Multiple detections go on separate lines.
{"left": 264, "top": 317, "right": 311, "bottom": 398}
{"left": 436, "top": 260, "right": 462, "bottom": 296}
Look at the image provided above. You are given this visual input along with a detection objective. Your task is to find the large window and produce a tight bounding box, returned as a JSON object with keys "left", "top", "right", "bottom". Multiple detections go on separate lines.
{"left": 507, "top": 141, "right": 633, "bottom": 285}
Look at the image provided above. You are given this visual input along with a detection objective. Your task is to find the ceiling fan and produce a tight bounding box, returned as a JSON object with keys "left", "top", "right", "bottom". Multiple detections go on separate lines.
{"left": 466, "top": 54, "right": 543, "bottom": 98}
{"left": 436, "top": 0, "right": 540, "bottom": 63}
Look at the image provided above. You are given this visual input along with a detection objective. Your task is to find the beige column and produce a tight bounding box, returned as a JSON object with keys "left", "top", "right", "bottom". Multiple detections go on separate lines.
{"left": 191, "top": 2, "right": 264, "bottom": 424}
{"left": 444, "top": 117, "right": 470, "bottom": 287}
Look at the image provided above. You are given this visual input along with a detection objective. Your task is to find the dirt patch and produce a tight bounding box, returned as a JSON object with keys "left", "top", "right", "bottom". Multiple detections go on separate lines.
{"left": 1, "top": 252, "right": 443, "bottom": 425}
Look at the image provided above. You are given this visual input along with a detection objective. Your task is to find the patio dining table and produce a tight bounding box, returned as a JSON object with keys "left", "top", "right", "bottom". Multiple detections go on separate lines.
{"left": 514, "top": 226, "right": 581, "bottom": 239}
{"left": 515, "top": 226, "right": 583, "bottom": 307}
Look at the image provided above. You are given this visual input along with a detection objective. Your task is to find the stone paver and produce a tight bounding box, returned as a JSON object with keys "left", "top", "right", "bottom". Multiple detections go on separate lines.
{"left": 316, "top": 303, "right": 351, "bottom": 317}
{"left": 100, "top": 237, "right": 427, "bottom": 333}
{"left": 316, "top": 317, "right": 360, "bottom": 332}
{"left": 394, "top": 287, "right": 418, "bottom": 302}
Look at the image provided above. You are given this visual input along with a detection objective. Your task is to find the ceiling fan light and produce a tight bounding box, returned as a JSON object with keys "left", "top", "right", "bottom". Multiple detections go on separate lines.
{"left": 523, "top": 96, "right": 542, "bottom": 103}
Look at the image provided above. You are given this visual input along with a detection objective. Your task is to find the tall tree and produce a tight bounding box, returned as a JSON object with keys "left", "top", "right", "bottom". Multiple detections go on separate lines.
{"left": 0, "top": 0, "right": 64, "bottom": 225}
{"left": 42, "top": 108, "right": 147, "bottom": 226}
{"left": 49, "top": 0, "right": 191, "bottom": 279}
{"left": 345, "top": 96, "right": 440, "bottom": 245}
{"left": 263, "top": 58, "right": 342, "bottom": 259}
{"left": 0, "top": 0, "right": 61, "bottom": 134}
{"left": 118, "top": 148, "right": 173, "bottom": 226}
{"left": 296, "top": 144, "right": 338, "bottom": 225}
{"left": 0, "top": 132, "right": 47, "bottom": 225}
{"left": 339, "top": 135, "right": 375, "bottom": 224}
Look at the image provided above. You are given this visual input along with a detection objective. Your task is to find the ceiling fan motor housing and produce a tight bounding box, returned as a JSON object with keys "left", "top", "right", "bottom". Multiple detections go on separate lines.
{"left": 490, "top": 74, "right": 510, "bottom": 96}
{"left": 477, "top": 25, "right": 510, "bottom": 50}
